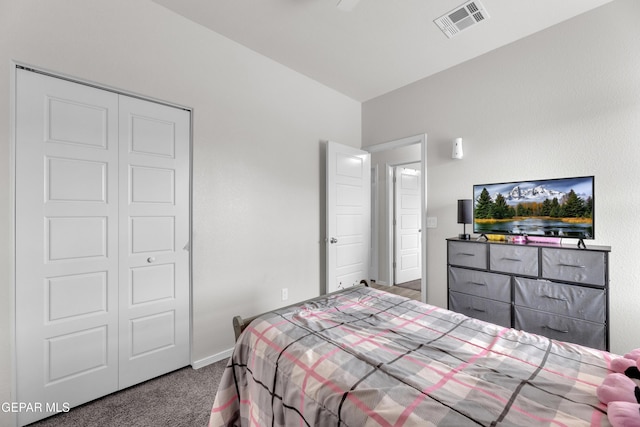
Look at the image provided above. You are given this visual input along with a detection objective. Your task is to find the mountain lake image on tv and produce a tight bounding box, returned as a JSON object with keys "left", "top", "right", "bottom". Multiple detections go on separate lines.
{"left": 473, "top": 176, "right": 594, "bottom": 239}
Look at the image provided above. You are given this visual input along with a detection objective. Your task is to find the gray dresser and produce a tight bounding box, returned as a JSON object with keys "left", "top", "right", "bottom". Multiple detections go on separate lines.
{"left": 447, "top": 238, "right": 610, "bottom": 350}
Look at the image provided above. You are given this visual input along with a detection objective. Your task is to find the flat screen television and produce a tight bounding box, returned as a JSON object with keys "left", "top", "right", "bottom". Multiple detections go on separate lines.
{"left": 473, "top": 176, "right": 594, "bottom": 240}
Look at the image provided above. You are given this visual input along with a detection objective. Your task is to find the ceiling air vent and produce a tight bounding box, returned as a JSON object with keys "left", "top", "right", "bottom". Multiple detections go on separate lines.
{"left": 434, "top": 1, "right": 490, "bottom": 39}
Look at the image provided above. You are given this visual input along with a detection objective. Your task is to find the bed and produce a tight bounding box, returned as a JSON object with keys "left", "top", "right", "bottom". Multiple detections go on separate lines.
{"left": 209, "top": 285, "right": 613, "bottom": 426}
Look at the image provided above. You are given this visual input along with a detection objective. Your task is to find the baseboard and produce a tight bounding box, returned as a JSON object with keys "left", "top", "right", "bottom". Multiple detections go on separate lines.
{"left": 192, "top": 348, "right": 233, "bottom": 369}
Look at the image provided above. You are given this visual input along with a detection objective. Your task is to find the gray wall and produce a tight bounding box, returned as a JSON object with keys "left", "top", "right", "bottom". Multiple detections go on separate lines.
{"left": 363, "top": 0, "right": 640, "bottom": 355}
{"left": 0, "top": 1, "right": 360, "bottom": 424}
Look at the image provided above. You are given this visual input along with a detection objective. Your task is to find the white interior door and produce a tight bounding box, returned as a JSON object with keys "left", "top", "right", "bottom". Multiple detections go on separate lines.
{"left": 394, "top": 166, "right": 422, "bottom": 284}
{"left": 117, "top": 96, "right": 190, "bottom": 388}
{"left": 15, "top": 69, "right": 120, "bottom": 425}
{"left": 15, "top": 69, "right": 191, "bottom": 425}
{"left": 326, "top": 141, "right": 371, "bottom": 293}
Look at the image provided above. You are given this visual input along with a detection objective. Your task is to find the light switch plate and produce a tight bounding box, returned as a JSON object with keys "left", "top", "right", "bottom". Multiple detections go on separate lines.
{"left": 426, "top": 217, "right": 437, "bottom": 228}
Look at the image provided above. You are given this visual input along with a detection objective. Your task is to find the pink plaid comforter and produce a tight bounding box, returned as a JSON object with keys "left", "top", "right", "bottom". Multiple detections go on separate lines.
{"left": 210, "top": 286, "right": 612, "bottom": 426}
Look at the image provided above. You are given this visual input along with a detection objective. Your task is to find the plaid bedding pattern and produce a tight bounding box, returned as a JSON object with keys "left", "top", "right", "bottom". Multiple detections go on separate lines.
{"left": 210, "top": 286, "right": 612, "bottom": 426}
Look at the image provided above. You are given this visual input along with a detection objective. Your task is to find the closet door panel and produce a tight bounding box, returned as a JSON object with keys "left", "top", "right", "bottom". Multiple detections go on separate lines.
{"left": 15, "top": 69, "right": 120, "bottom": 425}
{"left": 117, "top": 95, "right": 190, "bottom": 389}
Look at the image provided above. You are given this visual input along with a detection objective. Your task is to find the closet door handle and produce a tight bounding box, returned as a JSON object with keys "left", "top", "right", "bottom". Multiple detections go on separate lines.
{"left": 147, "top": 257, "right": 155, "bottom": 263}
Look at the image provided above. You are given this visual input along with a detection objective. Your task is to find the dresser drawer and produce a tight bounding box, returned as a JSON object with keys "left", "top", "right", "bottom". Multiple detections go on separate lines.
{"left": 448, "top": 241, "right": 487, "bottom": 269}
{"left": 514, "top": 277, "right": 605, "bottom": 322}
{"left": 514, "top": 306, "right": 605, "bottom": 350}
{"left": 541, "top": 248, "right": 606, "bottom": 286}
{"left": 449, "top": 291, "right": 511, "bottom": 328}
{"left": 490, "top": 244, "right": 538, "bottom": 276}
{"left": 449, "top": 267, "right": 511, "bottom": 303}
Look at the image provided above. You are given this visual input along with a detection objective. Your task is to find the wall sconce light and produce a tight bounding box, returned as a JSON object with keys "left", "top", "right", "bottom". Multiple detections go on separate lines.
{"left": 452, "top": 137, "right": 463, "bottom": 159}
{"left": 457, "top": 199, "right": 472, "bottom": 240}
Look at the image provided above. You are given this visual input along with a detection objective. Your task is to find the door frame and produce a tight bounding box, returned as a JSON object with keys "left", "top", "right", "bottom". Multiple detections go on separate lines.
{"left": 9, "top": 62, "right": 195, "bottom": 422}
{"left": 365, "top": 134, "right": 427, "bottom": 303}
{"left": 370, "top": 164, "right": 379, "bottom": 282}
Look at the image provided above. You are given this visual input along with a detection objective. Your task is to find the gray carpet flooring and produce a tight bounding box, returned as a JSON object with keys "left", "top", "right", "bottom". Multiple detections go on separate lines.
{"left": 370, "top": 282, "right": 421, "bottom": 301}
{"left": 27, "top": 358, "right": 229, "bottom": 427}
{"left": 394, "top": 279, "right": 421, "bottom": 291}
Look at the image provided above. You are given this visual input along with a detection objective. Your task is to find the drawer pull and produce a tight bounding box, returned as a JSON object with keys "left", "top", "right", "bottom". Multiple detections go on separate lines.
{"left": 544, "top": 325, "right": 569, "bottom": 333}
{"left": 502, "top": 257, "right": 522, "bottom": 262}
{"left": 542, "top": 294, "right": 568, "bottom": 302}
{"left": 469, "top": 281, "right": 486, "bottom": 286}
{"left": 468, "top": 306, "right": 486, "bottom": 313}
{"left": 558, "top": 263, "right": 586, "bottom": 269}
{"left": 458, "top": 252, "right": 476, "bottom": 257}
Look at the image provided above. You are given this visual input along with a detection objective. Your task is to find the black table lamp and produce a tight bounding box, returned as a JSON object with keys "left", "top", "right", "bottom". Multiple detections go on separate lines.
{"left": 457, "top": 199, "right": 472, "bottom": 240}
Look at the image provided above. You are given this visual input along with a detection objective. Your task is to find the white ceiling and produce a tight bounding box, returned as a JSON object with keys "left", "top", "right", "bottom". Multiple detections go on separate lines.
{"left": 152, "top": 0, "right": 613, "bottom": 102}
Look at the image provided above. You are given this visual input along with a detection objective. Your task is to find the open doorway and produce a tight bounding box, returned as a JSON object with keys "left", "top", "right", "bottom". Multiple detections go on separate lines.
{"left": 324, "top": 135, "right": 426, "bottom": 301}
{"left": 366, "top": 134, "right": 427, "bottom": 303}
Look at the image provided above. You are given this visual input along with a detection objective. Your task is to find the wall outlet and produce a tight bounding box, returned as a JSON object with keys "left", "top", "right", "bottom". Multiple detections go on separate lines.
{"left": 281, "top": 288, "right": 288, "bottom": 301}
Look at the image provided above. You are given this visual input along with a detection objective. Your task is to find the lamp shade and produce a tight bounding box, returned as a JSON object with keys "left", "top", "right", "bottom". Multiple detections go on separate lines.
{"left": 457, "top": 199, "right": 473, "bottom": 224}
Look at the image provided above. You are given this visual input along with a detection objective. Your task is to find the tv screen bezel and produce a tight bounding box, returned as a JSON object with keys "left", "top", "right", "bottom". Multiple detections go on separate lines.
{"left": 472, "top": 175, "right": 595, "bottom": 240}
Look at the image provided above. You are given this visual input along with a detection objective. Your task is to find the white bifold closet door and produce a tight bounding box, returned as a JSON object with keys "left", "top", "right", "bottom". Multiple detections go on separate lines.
{"left": 15, "top": 69, "right": 190, "bottom": 426}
